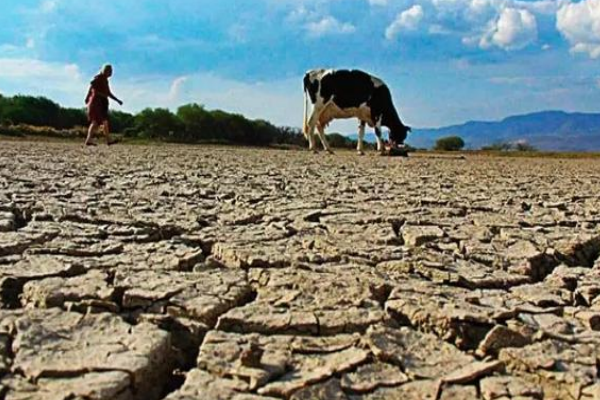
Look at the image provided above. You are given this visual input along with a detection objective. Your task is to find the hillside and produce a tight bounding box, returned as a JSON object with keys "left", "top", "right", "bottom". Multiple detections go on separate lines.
{"left": 349, "top": 111, "right": 600, "bottom": 151}
{"left": 411, "top": 111, "right": 600, "bottom": 151}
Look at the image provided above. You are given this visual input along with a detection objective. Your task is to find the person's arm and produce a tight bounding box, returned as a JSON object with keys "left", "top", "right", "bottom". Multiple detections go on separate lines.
{"left": 107, "top": 91, "right": 123, "bottom": 106}
{"left": 105, "top": 80, "right": 123, "bottom": 105}
{"left": 95, "top": 89, "right": 123, "bottom": 106}
{"left": 97, "top": 86, "right": 122, "bottom": 105}
{"left": 85, "top": 85, "right": 93, "bottom": 104}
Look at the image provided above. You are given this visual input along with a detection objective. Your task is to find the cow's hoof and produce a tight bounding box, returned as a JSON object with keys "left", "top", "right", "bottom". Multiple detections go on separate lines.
{"left": 326, "top": 150, "right": 335, "bottom": 155}
{"left": 357, "top": 151, "right": 365, "bottom": 156}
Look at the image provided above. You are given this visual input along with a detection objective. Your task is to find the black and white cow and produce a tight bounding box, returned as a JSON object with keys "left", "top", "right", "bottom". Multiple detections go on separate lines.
{"left": 303, "top": 69, "right": 411, "bottom": 154}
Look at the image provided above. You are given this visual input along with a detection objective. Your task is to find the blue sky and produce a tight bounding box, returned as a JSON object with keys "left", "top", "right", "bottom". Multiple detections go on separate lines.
{"left": 0, "top": 0, "right": 599, "bottom": 131}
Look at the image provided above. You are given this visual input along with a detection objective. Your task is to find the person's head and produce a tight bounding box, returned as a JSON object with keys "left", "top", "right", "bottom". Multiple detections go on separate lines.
{"left": 101, "top": 64, "right": 113, "bottom": 78}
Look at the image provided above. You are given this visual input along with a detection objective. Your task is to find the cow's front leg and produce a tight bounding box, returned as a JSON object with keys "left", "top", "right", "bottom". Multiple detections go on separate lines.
{"left": 374, "top": 127, "right": 385, "bottom": 155}
{"left": 306, "top": 111, "right": 320, "bottom": 153}
{"left": 357, "top": 122, "right": 366, "bottom": 155}
{"left": 316, "top": 124, "right": 334, "bottom": 154}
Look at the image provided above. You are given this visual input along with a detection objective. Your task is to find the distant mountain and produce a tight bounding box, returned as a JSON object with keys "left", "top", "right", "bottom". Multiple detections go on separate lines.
{"left": 348, "top": 111, "right": 600, "bottom": 151}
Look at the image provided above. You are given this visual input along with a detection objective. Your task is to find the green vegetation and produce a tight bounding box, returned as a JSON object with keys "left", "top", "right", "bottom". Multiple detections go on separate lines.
{"left": 434, "top": 136, "right": 465, "bottom": 151}
{"left": 0, "top": 94, "right": 87, "bottom": 129}
{"left": 326, "top": 133, "right": 362, "bottom": 149}
{"left": 0, "top": 124, "right": 87, "bottom": 139}
{"left": 480, "top": 141, "right": 513, "bottom": 151}
{"left": 514, "top": 141, "right": 538, "bottom": 152}
{"left": 481, "top": 140, "right": 538, "bottom": 152}
{"left": 0, "top": 94, "right": 359, "bottom": 148}
{"left": 480, "top": 151, "right": 600, "bottom": 159}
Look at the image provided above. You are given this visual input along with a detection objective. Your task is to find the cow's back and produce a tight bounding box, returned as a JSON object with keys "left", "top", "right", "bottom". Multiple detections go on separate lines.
{"left": 319, "top": 70, "right": 376, "bottom": 109}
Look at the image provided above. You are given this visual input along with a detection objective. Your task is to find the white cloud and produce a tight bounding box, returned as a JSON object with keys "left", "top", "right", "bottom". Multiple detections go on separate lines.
{"left": 432, "top": 0, "right": 500, "bottom": 22}
{"left": 557, "top": 0, "right": 600, "bottom": 59}
{"left": 286, "top": 6, "right": 314, "bottom": 24}
{"left": 480, "top": 7, "right": 538, "bottom": 50}
{"left": 386, "top": 5, "right": 424, "bottom": 40}
{"left": 306, "top": 16, "right": 356, "bottom": 37}
{"left": 514, "top": 0, "right": 566, "bottom": 15}
{"left": 428, "top": 23, "right": 452, "bottom": 35}
{"left": 167, "top": 76, "right": 190, "bottom": 102}
{"left": 489, "top": 76, "right": 538, "bottom": 86}
{"left": 0, "top": 58, "right": 85, "bottom": 107}
{"left": 121, "top": 73, "right": 308, "bottom": 128}
{"left": 411, "top": 0, "right": 559, "bottom": 50}
{"left": 367, "top": 0, "right": 388, "bottom": 5}
{"left": 228, "top": 23, "right": 249, "bottom": 43}
{"left": 0, "top": 58, "right": 81, "bottom": 81}
{"left": 40, "top": 0, "right": 58, "bottom": 13}
{"left": 287, "top": 5, "right": 356, "bottom": 38}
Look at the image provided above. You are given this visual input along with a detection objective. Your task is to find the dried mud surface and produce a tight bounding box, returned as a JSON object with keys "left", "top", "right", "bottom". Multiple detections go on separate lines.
{"left": 1, "top": 141, "right": 600, "bottom": 400}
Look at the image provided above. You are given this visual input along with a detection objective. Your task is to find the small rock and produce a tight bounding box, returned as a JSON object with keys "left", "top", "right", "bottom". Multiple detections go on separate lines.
{"left": 477, "top": 325, "right": 532, "bottom": 356}
{"left": 340, "top": 363, "right": 408, "bottom": 393}
{"left": 402, "top": 225, "right": 445, "bottom": 247}
{"left": 291, "top": 379, "right": 348, "bottom": 400}
{"left": 480, "top": 376, "right": 543, "bottom": 400}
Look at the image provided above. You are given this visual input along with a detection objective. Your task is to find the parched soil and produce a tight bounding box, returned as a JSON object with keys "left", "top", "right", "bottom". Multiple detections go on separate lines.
{"left": 1, "top": 141, "right": 600, "bottom": 400}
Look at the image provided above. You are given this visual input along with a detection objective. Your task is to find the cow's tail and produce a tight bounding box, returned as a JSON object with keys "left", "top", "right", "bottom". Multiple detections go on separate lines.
{"left": 302, "top": 86, "right": 309, "bottom": 139}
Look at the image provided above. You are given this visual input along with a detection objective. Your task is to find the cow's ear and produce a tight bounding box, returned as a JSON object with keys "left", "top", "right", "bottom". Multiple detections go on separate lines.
{"left": 406, "top": 126, "right": 412, "bottom": 132}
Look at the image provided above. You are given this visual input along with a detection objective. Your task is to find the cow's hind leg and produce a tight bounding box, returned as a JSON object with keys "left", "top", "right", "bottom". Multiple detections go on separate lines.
{"left": 316, "top": 123, "right": 334, "bottom": 154}
{"left": 374, "top": 127, "right": 386, "bottom": 155}
{"left": 357, "top": 121, "right": 366, "bottom": 155}
{"left": 305, "top": 109, "right": 323, "bottom": 153}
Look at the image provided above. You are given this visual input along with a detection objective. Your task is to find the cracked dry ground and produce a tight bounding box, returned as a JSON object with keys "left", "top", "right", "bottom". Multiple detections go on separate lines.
{"left": 1, "top": 142, "right": 600, "bottom": 400}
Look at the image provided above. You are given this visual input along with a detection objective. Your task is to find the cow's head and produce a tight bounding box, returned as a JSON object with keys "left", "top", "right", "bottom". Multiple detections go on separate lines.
{"left": 389, "top": 125, "right": 411, "bottom": 145}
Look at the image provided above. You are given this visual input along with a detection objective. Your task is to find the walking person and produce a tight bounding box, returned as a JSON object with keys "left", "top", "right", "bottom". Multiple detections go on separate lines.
{"left": 85, "top": 64, "right": 123, "bottom": 146}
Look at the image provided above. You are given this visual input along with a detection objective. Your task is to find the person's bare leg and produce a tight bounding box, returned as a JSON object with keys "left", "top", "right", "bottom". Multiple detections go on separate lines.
{"left": 103, "top": 120, "right": 115, "bottom": 145}
{"left": 85, "top": 122, "right": 98, "bottom": 146}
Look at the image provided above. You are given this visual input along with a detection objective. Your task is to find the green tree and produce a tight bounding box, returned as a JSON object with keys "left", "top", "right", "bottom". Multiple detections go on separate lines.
{"left": 434, "top": 136, "right": 465, "bottom": 151}
{"left": 2, "top": 96, "right": 62, "bottom": 128}
{"left": 273, "top": 126, "right": 305, "bottom": 146}
{"left": 0, "top": 94, "right": 8, "bottom": 125}
{"left": 110, "top": 110, "right": 135, "bottom": 134}
{"left": 250, "top": 119, "right": 280, "bottom": 146}
{"left": 514, "top": 141, "right": 537, "bottom": 152}
{"left": 57, "top": 108, "right": 87, "bottom": 129}
{"left": 134, "top": 108, "right": 183, "bottom": 139}
{"left": 481, "top": 141, "right": 513, "bottom": 151}
{"left": 327, "top": 133, "right": 358, "bottom": 149}
{"left": 176, "top": 103, "right": 215, "bottom": 142}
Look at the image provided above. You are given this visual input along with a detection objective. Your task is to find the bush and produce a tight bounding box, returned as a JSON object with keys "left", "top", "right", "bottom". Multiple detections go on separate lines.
{"left": 514, "top": 141, "right": 537, "bottom": 152}
{"left": 434, "top": 136, "right": 465, "bottom": 151}
{"left": 176, "top": 103, "right": 214, "bottom": 142}
{"left": 134, "top": 108, "right": 184, "bottom": 140}
{"left": 481, "top": 141, "right": 513, "bottom": 151}
{"left": 111, "top": 110, "right": 136, "bottom": 134}
{"left": 0, "top": 124, "right": 87, "bottom": 138}
{"left": 327, "top": 133, "right": 358, "bottom": 149}
{"left": 481, "top": 140, "right": 538, "bottom": 152}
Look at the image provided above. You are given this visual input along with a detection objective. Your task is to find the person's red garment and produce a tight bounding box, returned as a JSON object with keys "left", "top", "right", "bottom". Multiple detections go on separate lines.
{"left": 86, "top": 74, "right": 110, "bottom": 124}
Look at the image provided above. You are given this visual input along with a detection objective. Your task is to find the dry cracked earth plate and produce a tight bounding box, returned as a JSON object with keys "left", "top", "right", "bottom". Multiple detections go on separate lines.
{"left": 1, "top": 141, "right": 600, "bottom": 399}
